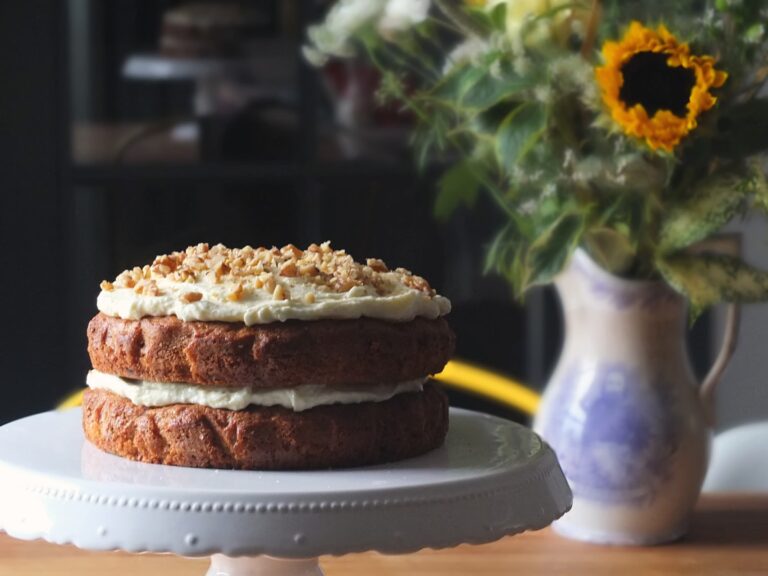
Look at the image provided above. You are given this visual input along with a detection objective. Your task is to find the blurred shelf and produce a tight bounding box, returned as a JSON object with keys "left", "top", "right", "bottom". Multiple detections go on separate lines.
{"left": 71, "top": 121, "right": 421, "bottom": 185}
{"left": 71, "top": 164, "right": 295, "bottom": 184}
{"left": 69, "top": 160, "right": 429, "bottom": 186}
{"left": 123, "top": 51, "right": 294, "bottom": 84}
{"left": 73, "top": 122, "right": 199, "bottom": 165}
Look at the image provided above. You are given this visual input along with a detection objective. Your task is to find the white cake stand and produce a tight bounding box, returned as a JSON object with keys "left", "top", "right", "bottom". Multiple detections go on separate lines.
{"left": 0, "top": 408, "right": 571, "bottom": 576}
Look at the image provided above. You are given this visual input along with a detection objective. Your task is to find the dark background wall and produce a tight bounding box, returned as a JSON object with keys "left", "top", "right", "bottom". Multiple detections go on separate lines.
{"left": 0, "top": 1, "right": 68, "bottom": 417}
{"left": 0, "top": 0, "right": 713, "bottom": 426}
{"left": 0, "top": 0, "right": 537, "bottom": 425}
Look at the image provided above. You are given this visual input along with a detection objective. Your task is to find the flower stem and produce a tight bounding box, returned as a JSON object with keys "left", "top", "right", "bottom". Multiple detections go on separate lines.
{"left": 636, "top": 189, "right": 663, "bottom": 279}
{"left": 581, "top": 0, "right": 603, "bottom": 58}
{"left": 434, "top": 0, "right": 486, "bottom": 38}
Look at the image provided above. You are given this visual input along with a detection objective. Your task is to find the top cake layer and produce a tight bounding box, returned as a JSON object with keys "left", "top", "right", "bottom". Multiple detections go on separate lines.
{"left": 98, "top": 243, "right": 451, "bottom": 325}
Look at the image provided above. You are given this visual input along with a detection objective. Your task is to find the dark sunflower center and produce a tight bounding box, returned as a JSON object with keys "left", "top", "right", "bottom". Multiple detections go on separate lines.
{"left": 619, "top": 51, "right": 696, "bottom": 118}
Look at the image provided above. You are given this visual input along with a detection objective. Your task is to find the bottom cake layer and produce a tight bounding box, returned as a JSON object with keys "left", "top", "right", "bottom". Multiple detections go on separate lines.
{"left": 82, "top": 384, "right": 449, "bottom": 470}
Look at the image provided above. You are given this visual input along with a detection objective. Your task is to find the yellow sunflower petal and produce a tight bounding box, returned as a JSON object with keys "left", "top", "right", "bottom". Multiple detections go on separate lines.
{"left": 657, "top": 24, "right": 674, "bottom": 42}
{"left": 713, "top": 70, "right": 728, "bottom": 88}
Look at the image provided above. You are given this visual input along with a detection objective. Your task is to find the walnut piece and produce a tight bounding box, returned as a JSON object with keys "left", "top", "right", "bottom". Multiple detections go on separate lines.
{"left": 181, "top": 291, "right": 203, "bottom": 303}
{"left": 273, "top": 284, "right": 288, "bottom": 301}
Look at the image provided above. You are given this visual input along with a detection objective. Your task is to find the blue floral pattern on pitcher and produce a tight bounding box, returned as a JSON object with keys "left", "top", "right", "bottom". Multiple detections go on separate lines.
{"left": 541, "top": 361, "right": 681, "bottom": 506}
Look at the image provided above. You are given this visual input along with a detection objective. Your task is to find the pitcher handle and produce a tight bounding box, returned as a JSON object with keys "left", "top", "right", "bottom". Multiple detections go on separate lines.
{"left": 689, "top": 233, "right": 742, "bottom": 426}
{"left": 700, "top": 302, "right": 741, "bottom": 426}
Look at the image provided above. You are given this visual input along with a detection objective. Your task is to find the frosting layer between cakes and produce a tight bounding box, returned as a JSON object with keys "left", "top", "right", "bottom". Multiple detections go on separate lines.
{"left": 86, "top": 370, "right": 426, "bottom": 412}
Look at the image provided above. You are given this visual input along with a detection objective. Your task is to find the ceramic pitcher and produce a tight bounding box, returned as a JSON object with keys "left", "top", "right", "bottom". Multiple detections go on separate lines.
{"left": 533, "top": 249, "right": 739, "bottom": 545}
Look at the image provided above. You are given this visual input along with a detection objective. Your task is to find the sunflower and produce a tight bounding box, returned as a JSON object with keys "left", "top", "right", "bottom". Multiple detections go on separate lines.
{"left": 596, "top": 22, "right": 727, "bottom": 153}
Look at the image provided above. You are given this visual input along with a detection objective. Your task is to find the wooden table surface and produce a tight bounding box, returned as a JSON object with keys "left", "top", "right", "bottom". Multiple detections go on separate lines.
{"left": 0, "top": 495, "right": 765, "bottom": 576}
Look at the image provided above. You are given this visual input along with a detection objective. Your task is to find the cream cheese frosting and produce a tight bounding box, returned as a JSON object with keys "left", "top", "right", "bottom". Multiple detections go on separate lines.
{"left": 97, "top": 242, "right": 451, "bottom": 325}
{"left": 86, "top": 371, "right": 425, "bottom": 412}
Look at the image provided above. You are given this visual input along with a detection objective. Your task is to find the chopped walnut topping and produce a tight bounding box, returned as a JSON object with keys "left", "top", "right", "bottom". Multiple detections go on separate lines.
{"left": 227, "top": 283, "right": 245, "bottom": 302}
{"left": 397, "top": 268, "right": 434, "bottom": 294}
{"left": 100, "top": 281, "right": 114, "bottom": 292}
{"left": 153, "top": 254, "right": 178, "bottom": 272}
{"left": 135, "top": 279, "right": 162, "bottom": 296}
{"left": 101, "top": 242, "right": 437, "bottom": 297}
{"left": 332, "top": 277, "right": 357, "bottom": 293}
{"left": 181, "top": 291, "right": 203, "bottom": 303}
{"left": 214, "top": 261, "right": 230, "bottom": 281}
{"left": 273, "top": 284, "right": 288, "bottom": 301}
{"left": 366, "top": 258, "right": 388, "bottom": 272}
{"left": 299, "top": 263, "right": 319, "bottom": 277}
{"left": 281, "top": 243, "right": 302, "bottom": 258}
{"left": 280, "top": 262, "right": 298, "bottom": 277}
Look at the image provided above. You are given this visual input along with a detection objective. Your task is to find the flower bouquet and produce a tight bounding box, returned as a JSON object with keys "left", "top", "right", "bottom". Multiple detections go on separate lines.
{"left": 305, "top": 0, "right": 768, "bottom": 316}
{"left": 306, "top": 0, "right": 768, "bottom": 545}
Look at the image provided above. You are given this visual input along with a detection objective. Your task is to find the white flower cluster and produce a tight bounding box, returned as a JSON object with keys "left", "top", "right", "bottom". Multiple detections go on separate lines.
{"left": 443, "top": 37, "right": 492, "bottom": 73}
{"left": 380, "top": 0, "right": 431, "bottom": 35}
{"left": 304, "top": 0, "right": 431, "bottom": 66}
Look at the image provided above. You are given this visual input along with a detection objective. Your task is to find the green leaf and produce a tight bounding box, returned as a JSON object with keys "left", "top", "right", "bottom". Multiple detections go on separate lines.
{"left": 434, "top": 160, "right": 481, "bottom": 222}
{"left": 496, "top": 103, "right": 547, "bottom": 173}
{"left": 433, "top": 64, "right": 486, "bottom": 102}
{"left": 525, "top": 212, "right": 585, "bottom": 287}
{"left": 484, "top": 222, "right": 527, "bottom": 296}
{"left": 464, "top": 2, "right": 507, "bottom": 33}
{"left": 432, "top": 59, "right": 533, "bottom": 112}
{"left": 411, "top": 107, "right": 451, "bottom": 170}
{"left": 659, "top": 172, "right": 752, "bottom": 254}
{"left": 583, "top": 228, "right": 637, "bottom": 276}
{"left": 461, "top": 71, "right": 533, "bottom": 111}
{"left": 596, "top": 190, "right": 647, "bottom": 248}
{"left": 473, "top": 102, "right": 519, "bottom": 135}
{"left": 488, "top": 3, "right": 507, "bottom": 31}
{"left": 752, "top": 166, "right": 768, "bottom": 215}
{"left": 658, "top": 253, "right": 768, "bottom": 319}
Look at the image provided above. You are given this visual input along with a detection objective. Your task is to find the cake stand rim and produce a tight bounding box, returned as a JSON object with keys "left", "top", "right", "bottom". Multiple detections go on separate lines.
{"left": 0, "top": 408, "right": 572, "bottom": 558}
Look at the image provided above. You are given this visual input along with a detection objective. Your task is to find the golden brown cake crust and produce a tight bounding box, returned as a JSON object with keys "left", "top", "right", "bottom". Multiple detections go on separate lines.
{"left": 82, "top": 384, "right": 449, "bottom": 470}
{"left": 87, "top": 313, "right": 456, "bottom": 389}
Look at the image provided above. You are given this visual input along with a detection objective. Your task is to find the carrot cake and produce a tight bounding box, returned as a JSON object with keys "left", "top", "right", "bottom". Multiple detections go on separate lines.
{"left": 83, "top": 242, "right": 454, "bottom": 469}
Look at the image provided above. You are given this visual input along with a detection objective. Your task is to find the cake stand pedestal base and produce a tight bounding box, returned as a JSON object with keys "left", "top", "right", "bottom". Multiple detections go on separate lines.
{"left": 206, "top": 555, "right": 322, "bottom": 576}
